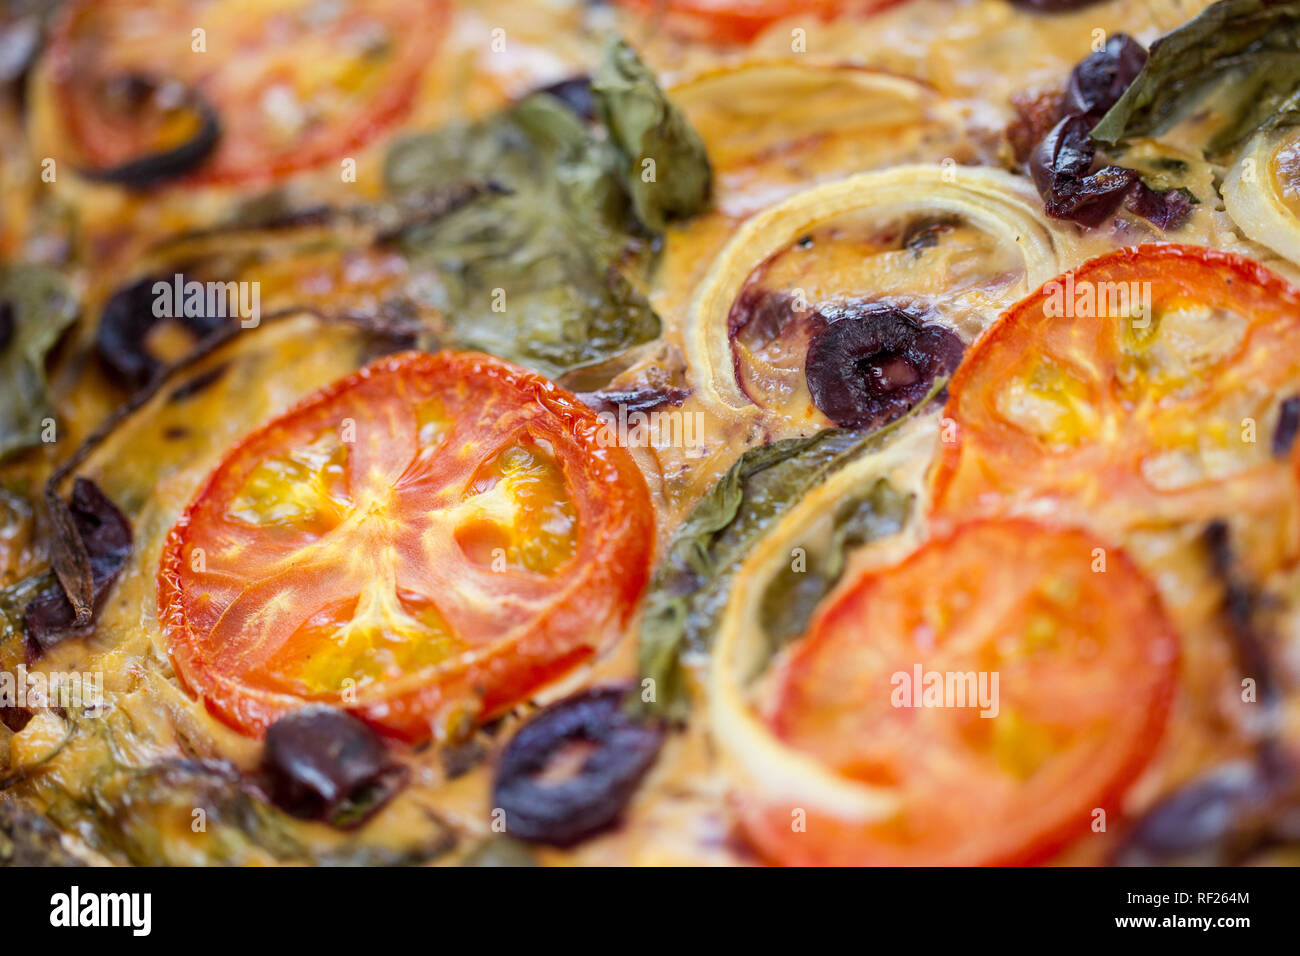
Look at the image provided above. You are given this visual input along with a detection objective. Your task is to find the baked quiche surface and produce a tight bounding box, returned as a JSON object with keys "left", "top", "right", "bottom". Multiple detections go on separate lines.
{"left": 1, "top": 0, "right": 1299, "bottom": 866}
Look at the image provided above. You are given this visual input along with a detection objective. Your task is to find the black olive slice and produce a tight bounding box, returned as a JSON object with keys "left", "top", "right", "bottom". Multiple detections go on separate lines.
{"left": 492, "top": 686, "right": 664, "bottom": 846}
{"left": 1063, "top": 34, "right": 1147, "bottom": 121}
{"left": 534, "top": 74, "right": 596, "bottom": 121}
{"left": 1274, "top": 395, "right": 1300, "bottom": 458}
{"left": 805, "top": 303, "right": 964, "bottom": 429}
{"left": 262, "top": 706, "right": 408, "bottom": 830}
{"left": 23, "top": 478, "right": 132, "bottom": 658}
{"left": 96, "top": 274, "right": 226, "bottom": 390}
{"left": 1110, "top": 763, "right": 1291, "bottom": 865}
{"left": 1008, "top": 0, "right": 1108, "bottom": 11}
{"left": 78, "top": 73, "right": 220, "bottom": 190}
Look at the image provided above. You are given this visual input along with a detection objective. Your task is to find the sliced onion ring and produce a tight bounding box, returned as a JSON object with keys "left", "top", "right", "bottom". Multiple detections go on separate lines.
{"left": 683, "top": 165, "right": 1074, "bottom": 412}
{"left": 1223, "top": 127, "right": 1300, "bottom": 267}
{"left": 708, "top": 418, "right": 939, "bottom": 822}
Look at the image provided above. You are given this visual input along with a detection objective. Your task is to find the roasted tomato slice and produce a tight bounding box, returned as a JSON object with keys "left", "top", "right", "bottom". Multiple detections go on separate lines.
{"left": 615, "top": 0, "right": 904, "bottom": 45}
{"left": 744, "top": 518, "right": 1178, "bottom": 866}
{"left": 48, "top": 0, "right": 445, "bottom": 187}
{"left": 158, "top": 351, "right": 654, "bottom": 741}
{"left": 932, "top": 245, "right": 1300, "bottom": 529}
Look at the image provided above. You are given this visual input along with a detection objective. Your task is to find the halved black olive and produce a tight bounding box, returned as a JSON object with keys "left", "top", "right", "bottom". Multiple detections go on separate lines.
{"left": 0, "top": 299, "right": 14, "bottom": 352}
{"left": 78, "top": 73, "right": 220, "bottom": 190}
{"left": 1274, "top": 395, "right": 1300, "bottom": 458}
{"left": 1008, "top": 0, "right": 1107, "bottom": 11}
{"left": 1063, "top": 34, "right": 1146, "bottom": 121}
{"left": 96, "top": 274, "right": 226, "bottom": 390}
{"left": 23, "top": 477, "right": 132, "bottom": 658}
{"left": 535, "top": 74, "right": 596, "bottom": 121}
{"left": 492, "top": 686, "right": 664, "bottom": 846}
{"left": 805, "top": 303, "right": 964, "bottom": 429}
{"left": 1124, "top": 181, "right": 1194, "bottom": 232}
{"left": 1111, "top": 763, "right": 1275, "bottom": 865}
{"left": 262, "top": 705, "right": 408, "bottom": 830}
{"left": 1030, "top": 115, "right": 1139, "bottom": 227}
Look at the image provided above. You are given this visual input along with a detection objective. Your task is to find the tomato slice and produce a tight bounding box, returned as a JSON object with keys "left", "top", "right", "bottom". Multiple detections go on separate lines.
{"left": 48, "top": 0, "right": 445, "bottom": 187}
{"left": 158, "top": 351, "right": 654, "bottom": 741}
{"left": 932, "top": 245, "right": 1300, "bottom": 529}
{"left": 743, "top": 518, "right": 1178, "bottom": 866}
{"left": 615, "top": 0, "right": 905, "bottom": 45}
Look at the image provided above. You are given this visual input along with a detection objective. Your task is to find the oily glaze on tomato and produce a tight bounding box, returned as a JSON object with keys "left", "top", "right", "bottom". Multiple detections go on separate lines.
{"left": 743, "top": 518, "right": 1178, "bottom": 866}
{"left": 931, "top": 245, "right": 1300, "bottom": 531}
{"left": 48, "top": 0, "right": 445, "bottom": 187}
{"left": 615, "top": 0, "right": 905, "bottom": 45}
{"left": 158, "top": 351, "right": 654, "bottom": 741}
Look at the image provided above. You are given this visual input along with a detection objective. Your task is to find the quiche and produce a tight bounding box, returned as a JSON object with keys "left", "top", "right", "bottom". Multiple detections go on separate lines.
{"left": 1, "top": 0, "right": 1299, "bottom": 867}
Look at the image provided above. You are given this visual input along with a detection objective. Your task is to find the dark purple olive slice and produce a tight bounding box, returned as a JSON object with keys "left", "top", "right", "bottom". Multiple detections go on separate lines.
{"left": 78, "top": 73, "right": 220, "bottom": 190}
{"left": 1008, "top": 0, "right": 1108, "bottom": 11}
{"left": 492, "top": 685, "right": 664, "bottom": 846}
{"left": 96, "top": 274, "right": 226, "bottom": 390}
{"left": 728, "top": 286, "right": 808, "bottom": 351}
{"left": 262, "top": 705, "right": 408, "bottom": 830}
{"left": 1124, "top": 180, "right": 1194, "bottom": 232}
{"left": 23, "top": 478, "right": 132, "bottom": 658}
{"left": 1112, "top": 763, "right": 1275, "bottom": 865}
{"left": 1030, "top": 114, "right": 1095, "bottom": 197}
{"left": 804, "top": 303, "right": 964, "bottom": 429}
{"left": 1064, "top": 33, "right": 1147, "bottom": 121}
{"left": 1030, "top": 116, "right": 1141, "bottom": 228}
{"left": 1274, "top": 395, "right": 1300, "bottom": 458}
{"left": 0, "top": 299, "right": 14, "bottom": 352}
{"left": 534, "top": 74, "right": 596, "bottom": 121}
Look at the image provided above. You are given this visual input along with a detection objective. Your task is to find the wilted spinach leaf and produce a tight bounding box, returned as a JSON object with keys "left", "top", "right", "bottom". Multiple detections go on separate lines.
{"left": 758, "top": 478, "right": 912, "bottom": 652}
{"left": 385, "top": 95, "right": 658, "bottom": 377}
{"left": 0, "top": 266, "right": 77, "bottom": 459}
{"left": 1091, "top": 0, "right": 1300, "bottom": 156}
{"left": 384, "top": 42, "right": 709, "bottom": 378}
{"left": 592, "top": 40, "right": 712, "bottom": 232}
{"left": 636, "top": 415, "right": 921, "bottom": 720}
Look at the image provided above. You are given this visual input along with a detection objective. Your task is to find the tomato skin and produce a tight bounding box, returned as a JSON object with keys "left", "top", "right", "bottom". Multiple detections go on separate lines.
{"left": 932, "top": 244, "right": 1300, "bottom": 531}
{"left": 615, "top": 0, "right": 907, "bottom": 45}
{"left": 742, "top": 518, "right": 1179, "bottom": 866}
{"left": 158, "top": 351, "right": 655, "bottom": 742}
{"left": 47, "top": 0, "right": 447, "bottom": 188}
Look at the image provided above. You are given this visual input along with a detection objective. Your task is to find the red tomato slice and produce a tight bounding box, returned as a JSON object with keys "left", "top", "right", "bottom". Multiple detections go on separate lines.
{"left": 615, "top": 0, "right": 906, "bottom": 45}
{"left": 48, "top": 0, "right": 445, "bottom": 187}
{"left": 158, "top": 351, "right": 654, "bottom": 741}
{"left": 744, "top": 518, "right": 1178, "bottom": 866}
{"left": 932, "top": 244, "right": 1300, "bottom": 530}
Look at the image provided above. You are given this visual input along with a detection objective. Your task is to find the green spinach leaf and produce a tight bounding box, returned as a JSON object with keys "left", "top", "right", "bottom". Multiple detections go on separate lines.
{"left": 1092, "top": 0, "right": 1300, "bottom": 156}
{"left": 636, "top": 421, "right": 917, "bottom": 720}
{"left": 592, "top": 40, "right": 713, "bottom": 232}
{"left": 758, "top": 478, "right": 912, "bottom": 653}
{"left": 0, "top": 266, "right": 77, "bottom": 460}
{"left": 384, "top": 42, "right": 710, "bottom": 378}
